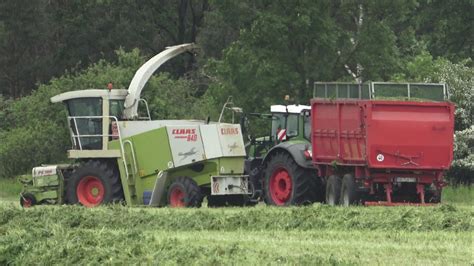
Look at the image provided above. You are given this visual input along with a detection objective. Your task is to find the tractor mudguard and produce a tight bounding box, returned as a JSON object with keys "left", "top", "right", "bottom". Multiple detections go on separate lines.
{"left": 262, "top": 142, "right": 314, "bottom": 170}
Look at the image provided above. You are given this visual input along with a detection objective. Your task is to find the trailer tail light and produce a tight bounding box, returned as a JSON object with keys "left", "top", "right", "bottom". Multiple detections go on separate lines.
{"left": 303, "top": 149, "right": 312, "bottom": 160}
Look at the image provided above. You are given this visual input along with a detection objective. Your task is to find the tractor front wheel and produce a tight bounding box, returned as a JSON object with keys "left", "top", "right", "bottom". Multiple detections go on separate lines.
{"left": 66, "top": 160, "right": 124, "bottom": 207}
{"left": 264, "top": 152, "right": 316, "bottom": 206}
{"left": 167, "top": 176, "right": 203, "bottom": 208}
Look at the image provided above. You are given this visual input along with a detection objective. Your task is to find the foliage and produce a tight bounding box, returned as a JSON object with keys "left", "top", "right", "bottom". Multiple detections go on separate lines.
{"left": 448, "top": 127, "right": 474, "bottom": 185}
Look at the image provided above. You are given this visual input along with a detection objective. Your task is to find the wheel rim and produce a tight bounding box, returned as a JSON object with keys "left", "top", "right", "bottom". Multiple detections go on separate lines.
{"left": 169, "top": 186, "right": 185, "bottom": 207}
{"left": 22, "top": 198, "right": 32, "bottom": 208}
{"left": 76, "top": 175, "right": 105, "bottom": 207}
{"left": 269, "top": 167, "right": 292, "bottom": 205}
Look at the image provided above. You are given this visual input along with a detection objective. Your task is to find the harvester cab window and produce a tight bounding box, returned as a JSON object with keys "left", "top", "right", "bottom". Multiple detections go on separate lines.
{"left": 66, "top": 98, "right": 103, "bottom": 150}
{"left": 109, "top": 100, "right": 125, "bottom": 120}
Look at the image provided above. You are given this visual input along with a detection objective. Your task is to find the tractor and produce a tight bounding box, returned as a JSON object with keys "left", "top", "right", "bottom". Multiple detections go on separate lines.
{"left": 244, "top": 104, "right": 325, "bottom": 206}
{"left": 19, "top": 44, "right": 251, "bottom": 208}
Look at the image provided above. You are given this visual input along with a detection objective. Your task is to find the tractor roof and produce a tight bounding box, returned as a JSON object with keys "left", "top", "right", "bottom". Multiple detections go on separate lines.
{"left": 271, "top": 104, "right": 310, "bottom": 114}
{"left": 50, "top": 89, "right": 128, "bottom": 103}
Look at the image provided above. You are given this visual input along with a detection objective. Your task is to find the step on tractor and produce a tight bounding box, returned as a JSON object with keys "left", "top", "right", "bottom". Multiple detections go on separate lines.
{"left": 19, "top": 43, "right": 251, "bottom": 208}
{"left": 246, "top": 82, "right": 454, "bottom": 206}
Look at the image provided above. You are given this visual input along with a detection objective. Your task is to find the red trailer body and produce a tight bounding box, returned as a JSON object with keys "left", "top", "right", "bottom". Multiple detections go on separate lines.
{"left": 311, "top": 99, "right": 455, "bottom": 205}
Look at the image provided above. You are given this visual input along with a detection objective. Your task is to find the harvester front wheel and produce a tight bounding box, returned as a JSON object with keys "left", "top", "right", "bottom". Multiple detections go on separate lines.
{"left": 66, "top": 160, "right": 124, "bottom": 207}
{"left": 340, "top": 174, "right": 360, "bottom": 206}
{"left": 264, "top": 152, "right": 316, "bottom": 206}
{"left": 167, "top": 176, "right": 203, "bottom": 208}
{"left": 20, "top": 193, "right": 36, "bottom": 208}
{"left": 326, "top": 175, "right": 342, "bottom": 206}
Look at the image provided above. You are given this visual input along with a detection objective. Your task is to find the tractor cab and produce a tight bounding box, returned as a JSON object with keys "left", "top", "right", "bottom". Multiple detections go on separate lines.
{"left": 51, "top": 89, "right": 129, "bottom": 154}
{"left": 270, "top": 104, "right": 311, "bottom": 143}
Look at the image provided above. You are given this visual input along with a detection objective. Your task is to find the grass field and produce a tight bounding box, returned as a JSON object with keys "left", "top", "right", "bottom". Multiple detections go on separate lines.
{"left": 0, "top": 178, "right": 472, "bottom": 265}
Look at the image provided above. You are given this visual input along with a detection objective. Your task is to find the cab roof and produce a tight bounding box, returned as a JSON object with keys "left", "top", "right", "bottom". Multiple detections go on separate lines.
{"left": 50, "top": 89, "right": 128, "bottom": 103}
{"left": 270, "top": 104, "right": 310, "bottom": 114}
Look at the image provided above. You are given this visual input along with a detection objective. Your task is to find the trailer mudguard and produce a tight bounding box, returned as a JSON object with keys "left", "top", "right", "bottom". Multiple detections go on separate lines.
{"left": 262, "top": 141, "right": 314, "bottom": 169}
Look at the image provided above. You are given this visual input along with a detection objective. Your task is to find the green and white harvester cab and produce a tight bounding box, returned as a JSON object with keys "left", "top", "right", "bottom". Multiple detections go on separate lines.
{"left": 19, "top": 44, "right": 251, "bottom": 208}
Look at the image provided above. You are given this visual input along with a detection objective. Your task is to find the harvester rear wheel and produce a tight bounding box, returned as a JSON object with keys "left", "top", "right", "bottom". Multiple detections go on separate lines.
{"left": 326, "top": 175, "right": 342, "bottom": 206}
{"left": 20, "top": 193, "right": 36, "bottom": 208}
{"left": 340, "top": 174, "right": 360, "bottom": 206}
{"left": 66, "top": 160, "right": 124, "bottom": 207}
{"left": 167, "top": 176, "right": 203, "bottom": 208}
{"left": 264, "top": 152, "right": 316, "bottom": 206}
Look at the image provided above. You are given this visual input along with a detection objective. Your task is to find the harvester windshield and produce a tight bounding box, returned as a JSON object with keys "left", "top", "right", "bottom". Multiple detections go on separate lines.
{"left": 66, "top": 97, "right": 103, "bottom": 150}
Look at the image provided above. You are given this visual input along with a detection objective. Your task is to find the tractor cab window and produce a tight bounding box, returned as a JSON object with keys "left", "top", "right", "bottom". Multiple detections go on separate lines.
{"left": 66, "top": 98, "right": 103, "bottom": 150}
{"left": 271, "top": 113, "right": 286, "bottom": 141}
{"left": 303, "top": 113, "right": 311, "bottom": 140}
{"left": 286, "top": 114, "right": 299, "bottom": 137}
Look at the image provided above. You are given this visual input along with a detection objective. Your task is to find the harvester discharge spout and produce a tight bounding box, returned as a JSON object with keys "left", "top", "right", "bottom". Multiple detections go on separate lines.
{"left": 123, "top": 43, "right": 198, "bottom": 119}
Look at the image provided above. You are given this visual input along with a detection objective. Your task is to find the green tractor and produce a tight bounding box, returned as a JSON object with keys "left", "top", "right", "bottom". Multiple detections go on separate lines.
{"left": 244, "top": 104, "right": 325, "bottom": 206}
{"left": 19, "top": 44, "right": 251, "bottom": 208}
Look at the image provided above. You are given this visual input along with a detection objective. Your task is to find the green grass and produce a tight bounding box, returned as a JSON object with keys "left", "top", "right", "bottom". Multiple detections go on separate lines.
{"left": 442, "top": 185, "right": 473, "bottom": 205}
{"left": 0, "top": 178, "right": 473, "bottom": 265}
{"left": 0, "top": 178, "right": 22, "bottom": 202}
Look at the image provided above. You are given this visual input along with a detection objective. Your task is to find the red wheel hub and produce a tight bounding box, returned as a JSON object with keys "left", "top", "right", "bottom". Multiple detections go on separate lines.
{"left": 169, "top": 186, "right": 185, "bottom": 207}
{"left": 76, "top": 175, "right": 105, "bottom": 207}
{"left": 23, "top": 198, "right": 32, "bottom": 208}
{"left": 269, "top": 167, "right": 292, "bottom": 205}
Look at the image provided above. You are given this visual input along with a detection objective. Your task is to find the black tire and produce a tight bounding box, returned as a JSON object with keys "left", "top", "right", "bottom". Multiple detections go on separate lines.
{"left": 340, "top": 174, "right": 360, "bottom": 206}
{"left": 425, "top": 188, "right": 442, "bottom": 203}
{"left": 326, "top": 175, "right": 342, "bottom": 206}
{"left": 66, "top": 160, "right": 124, "bottom": 207}
{"left": 167, "top": 176, "right": 203, "bottom": 207}
{"left": 263, "top": 152, "right": 316, "bottom": 206}
{"left": 20, "top": 193, "right": 36, "bottom": 208}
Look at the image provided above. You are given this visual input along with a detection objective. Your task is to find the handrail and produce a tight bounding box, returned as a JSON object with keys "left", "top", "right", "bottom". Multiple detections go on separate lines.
{"left": 67, "top": 115, "right": 129, "bottom": 179}
{"left": 138, "top": 98, "right": 152, "bottom": 120}
{"left": 313, "top": 81, "right": 447, "bottom": 100}
{"left": 123, "top": 140, "right": 138, "bottom": 180}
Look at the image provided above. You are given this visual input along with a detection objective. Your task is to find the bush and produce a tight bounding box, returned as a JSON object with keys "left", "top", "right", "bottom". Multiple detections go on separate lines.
{"left": 447, "top": 126, "right": 474, "bottom": 185}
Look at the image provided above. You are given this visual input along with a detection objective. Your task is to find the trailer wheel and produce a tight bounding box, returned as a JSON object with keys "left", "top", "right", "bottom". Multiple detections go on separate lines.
{"left": 326, "top": 175, "right": 342, "bottom": 206}
{"left": 340, "top": 174, "right": 360, "bottom": 206}
{"left": 66, "top": 160, "right": 124, "bottom": 207}
{"left": 167, "top": 176, "right": 203, "bottom": 208}
{"left": 264, "top": 152, "right": 316, "bottom": 206}
{"left": 20, "top": 193, "right": 36, "bottom": 208}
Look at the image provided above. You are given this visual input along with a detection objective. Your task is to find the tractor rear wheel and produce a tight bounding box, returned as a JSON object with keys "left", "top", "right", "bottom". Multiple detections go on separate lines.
{"left": 340, "top": 174, "right": 360, "bottom": 206}
{"left": 264, "top": 152, "right": 316, "bottom": 206}
{"left": 326, "top": 175, "right": 342, "bottom": 206}
{"left": 66, "top": 160, "right": 124, "bottom": 207}
{"left": 167, "top": 176, "right": 203, "bottom": 208}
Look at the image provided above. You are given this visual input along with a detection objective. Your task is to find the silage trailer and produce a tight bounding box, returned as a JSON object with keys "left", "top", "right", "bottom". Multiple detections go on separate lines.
{"left": 310, "top": 84, "right": 455, "bottom": 206}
